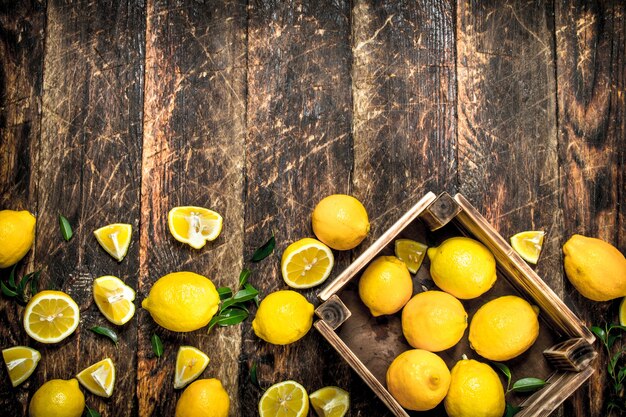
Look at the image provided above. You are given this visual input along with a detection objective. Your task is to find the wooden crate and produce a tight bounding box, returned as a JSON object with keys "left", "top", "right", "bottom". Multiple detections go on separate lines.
{"left": 314, "top": 192, "right": 597, "bottom": 417}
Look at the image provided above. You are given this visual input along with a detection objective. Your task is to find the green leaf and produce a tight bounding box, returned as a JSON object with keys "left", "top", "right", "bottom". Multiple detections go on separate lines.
{"left": 491, "top": 362, "right": 512, "bottom": 388}
{"left": 84, "top": 406, "right": 101, "bottom": 417}
{"left": 239, "top": 269, "right": 251, "bottom": 288}
{"left": 511, "top": 377, "right": 547, "bottom": 393}
{"left": 151, "top": 333, "right": 163, "bottom": 358}
{"left": 233, "top": 284, "right": 259, "bottom": 303}
{"left": 608, "top": 333, "right": 622, "bottom": 349}
{"left": 591, "top": 325, "right": 607, "bottom": 344}
{"left": 504, "top": 403, "right": 522, "bottom": 417}
{"left": 213, "top": 308, "right": 249, "bottom": 327}
{"left": 251, "top": 235, "right": 275, "bottom": 262}
{"left": 1, "top": 281, "right": 18, "bottom": 297}
{"left": 250, "top": 362, "right": 263, "bottom": 390}
{"left": 608, "top": 350, "right": 623, "bottom": 375}
{"left": 618, "top": 366, "right": 626, "bottom": 382}
{"left": 253, "top": 294, "right": 260, "bottom": 307}
{"left": 90, "top": 326, "right": 118, "bottom": 345}
{"left": 8, "top": 265, "right": 17, "bottom": 289}
{"left": 59, "top": 214, "right": 73, "bottom": 241}
{"left": 217, "top": 287, "right": 232, "bottom": 300}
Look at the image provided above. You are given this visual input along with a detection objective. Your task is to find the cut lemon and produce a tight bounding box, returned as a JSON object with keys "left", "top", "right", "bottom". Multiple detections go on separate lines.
{"left": 511, "top": 231, "right": 545, "bottom": 264}
{"left": 23, "top": 290, "right": 80, "bottom": 344}
{"left": 620, "top": 297, "right": 626, "bottom": 326}
{"left": 309, "top": 386, "right": 350, "bottom": 417}
{"left": 93, "top": 275, "right": 136, "bottom": 325}
{"left": 259, "top": 380, "right": 309, "bottom": 417}
{"left": 281, "top": 238, "right": 334, "bottom": 288}
{"left": 94, "top": 223, "right": 132, "bottom": 261}
{"left": 394, "top": 239, "right": 428, "bottom": 274}
{"left": 76, "top": 357, "right": 115, "bottom": 397}
{"left": 174, "top": 346, "right": 210, "bottom": 389}
{"left": 168, "top": 206, "right": 223, "bottom": 249}
{"left": 2, "top": 346, "right": 41, "bottom": 387}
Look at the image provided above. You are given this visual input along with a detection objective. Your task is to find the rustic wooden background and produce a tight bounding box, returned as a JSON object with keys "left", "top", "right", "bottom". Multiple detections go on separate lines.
{"left": 0, "top": 0, "right": 624, "bottom": 416}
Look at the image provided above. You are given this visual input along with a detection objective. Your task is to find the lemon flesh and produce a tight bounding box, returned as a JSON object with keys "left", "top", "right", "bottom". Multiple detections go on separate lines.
{"left": 93, "top": 275, "right": 136, "bottom": 325}
{"left": 76, "top": 358, "right": 115, "bottom": 398}
{"left": 252, "top": 290, "right": 314, "bottom": 345}
{"left": 281, "top": 238, "right": 334, "bottom": 288}
{"left": 94, "top": 223, "right": 132, "bottom": 261}
{"left": 168, "top": 206, "right": 223, "bottom": 249}
{"left": 358, "top": 256, "right": 412, "bottom": 317}
{"left": 394, "top": 239, "right": 428, "bottom": 274}
{"left": 2, "top": 346, "right": 41, "bottom": 387}
{"left": 259, "top": 380, "right": 309, "bottom": 417}
{"left": 23, "top": 290, "right": 80, "bottom": 344}
{"left": 312, "top": 194, "right": 370, "bottom": 250}
{"left": 175, "top": 378, "right": 230, "bottom": 417}
{"left": 511, "top": 231, "right": 545, "bottom": 264}
{"left": 0, "top": 209, "right": 36, "bottom": 269}
{"left": 175, "top": 346, "right": 210, "bottom": 389}
{"left": 309, "top": 386, "right": 349, "bottom": 417}
{"left": 29, "top": 378, "right": 85, "bottom": 417}
{"left": 444, "top": 358, "right": 505, "bottom": 417}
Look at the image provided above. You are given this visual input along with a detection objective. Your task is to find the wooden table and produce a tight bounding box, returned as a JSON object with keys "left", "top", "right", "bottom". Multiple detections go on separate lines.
{"left": 1, "top": 1, "right": 624, "bottom": 416}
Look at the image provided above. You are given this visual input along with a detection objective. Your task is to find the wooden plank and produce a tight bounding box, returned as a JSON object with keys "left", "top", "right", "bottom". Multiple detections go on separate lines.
{"left": 555, "top": 1, "right": 625, "bottom": 415}
{"left": 138, "top": 1, "right": 246, "bottom": 415}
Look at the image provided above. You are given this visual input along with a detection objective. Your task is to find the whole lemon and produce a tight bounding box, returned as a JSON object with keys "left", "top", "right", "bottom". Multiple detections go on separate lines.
{"left": 427, "top": 237, "right": 497, "bottom": 299}
{"left": 386, "top": 349, "right": 450, "bottom": 411}
{"left": 563, "top": 234, "right": 626, "bottom": 301}
{"left": 0, "top": 210, "right": 36, "bottom": 269}
{"left": 444, "top": 358, "right": 505, "bottom": 417}
{"left": 29, "top": 378, "right": 85, "bottom": 417}
{"left": 402, "top": 291, "right": 467, "bottom": 352}
{"left": 175, "top": 378, "right": 230, "bottom": 417}
{"left": 359, "top": 256, "right": 412, "bottom": 316}
{"left": 252, "top": 290, "right": 314, "bottom": 345}
{"left": 312, "top": 194, "right": 370, "bottom": 250}
{"left": 469, "top": 295, "right": 539, "bottom": 361}
{"left": 142, "top": 271, "right": 220, "bottom": 332}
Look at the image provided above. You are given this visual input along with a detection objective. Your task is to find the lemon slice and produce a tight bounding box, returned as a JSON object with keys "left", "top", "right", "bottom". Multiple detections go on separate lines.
{"left": 93, "top": 275, "right": 136, "bottom": 325}
{"left": 174, "top": 346, "right": 210, "bottom": 389}
{"left": 23, "top": 290, "right": 80, "bottom": 344}
{"left": 309, "top": 386, "right": 350, "bottom": 417}
{"left": 511, "top": 231, "right": 545, "bottom": 264}
{"left": 281, "top": 238, "right": 334, "bottom": 288}
{"left": 94, "top": 223, "right": 132, "bottom": 261}
{"left": 168, "top": 206, "right": 223, "bottom": 249}
{"left": 259, "top": 380, "right": 309, "bottom": 417}
{"left": 394, "top": 239, "right": 428, "bottom": 274}
{"left": 2, "top": 346, "right": 41, "bottom": 387}
{"left": 77, "top": 358, "right": 115, "bottom": 397}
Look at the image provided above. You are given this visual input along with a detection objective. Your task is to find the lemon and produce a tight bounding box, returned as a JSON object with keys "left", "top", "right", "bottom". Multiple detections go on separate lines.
{"left": 511, "top": 231, "right": 545, "bottom": 264}
{"left": 2, "top": 346, "right": 41, "bottom": 387}
{"left": 402, "top": 291, "right": 467, "bottom": 352}
{"left": 281, "top": 238, "right": 334, "bottom": 288}
{"left": 259, "top": 380, "right": 309, "bottom": 417}
{"left": 76, "top": 358, "right": 115, "bottom": 398}
{"left": 563, "top": 234, "right": 626, "bottom": 301}
{"left": 94, "top": 223, "right": 132, "bottom": 262}
{"left": 312, "top": 194, "right": 370, "bottom": 250}
{"left": 0, "top": 209, "right": 36, "bottom": 269}
{"left": 444, "top": 358, "right": 505, "bottom": 417}
{"left": 175, "top": 346, "right": 210, "bottom": 389}
{"left": 386, "top": 349, "right": 450, "bottom": 411}
{"left": 29, "top": 378, "right": 85, "bottom": 417}
{"left": 168, "top": 206, "right": 223, "bottom": 249}
{"left": 142, "top": 271, "right": 220, "bottom": 332}
{"left": 469, "top": 295, "right": 540, "bottom": 361}
{"left": 93, "top": 275, "right": 136, "bottom": 325}
{"left": 175, "top": 378, "right": 230, "bottom": 417}
{"left": 252, "top": 290, "right": 314, "bottom": 345}
{"left": 23, "top": 290, "right": 80, "bottom": 344}
{"left": 394, "top": 239, "right": 428, "bottom": 274}
{"left": 358, "top": 256, "right": 412, "bottom": 317}
{"left": 427, "top": 237, "right": 497, "bottom": 299}
{"left": 309, "top": 386, "right": 349, "bottom": 417}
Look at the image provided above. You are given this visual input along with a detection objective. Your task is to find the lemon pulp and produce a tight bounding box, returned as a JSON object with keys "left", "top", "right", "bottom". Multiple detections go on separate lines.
{"left": 76, "top": 358, "right": 115, "bottom": 398}
{"left": 168, "top": 206, "right": 223, "bottom": 249}
{"left": 309, "top": 386, "right": 349, "bottom": 417}
{"left": 511, "top": 231, "right": 545, "bottom": 264}
{"left": 2, "top": 346, "right": 41, "bottom": 387}
{"left": 93, "top": 275, "right": 136, "bottom": 325}
{"left": 394, "top": 239, "right": 428, "bottom": 273}
{"left": 175, "top": 346, "right": 210, "bottom": 389}
{"left": 94, "top": 223, "right": 132, "bottom": 261}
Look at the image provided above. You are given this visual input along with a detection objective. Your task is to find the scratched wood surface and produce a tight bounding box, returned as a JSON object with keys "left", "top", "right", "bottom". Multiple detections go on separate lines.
{"left": 0, "top": 0, "right": 624, "bottom": 416}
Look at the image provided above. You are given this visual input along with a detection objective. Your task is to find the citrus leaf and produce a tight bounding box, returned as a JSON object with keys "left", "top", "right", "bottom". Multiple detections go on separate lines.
{"left": 59, "top": 214, "right": 73, "bottom": 241}
{"left": 214, "top": 308, "right": 248, "bottom": 327}
{"left": 492, "top": 362, "right": 512, "bottom": 387}
{"left": 608, "top": 333, "right": 622, "bottom": 350}
{"left": 251, "top": 235, "right": 275, "bottom": 262}
{"left": 239, "top": 269, "right": 251, "bottom": 288}
{"left": 250, "top": 361, "right": 265, "bottom": 390}
{"left": 217, "top": 287, "right": 232, "bottom": 300}
{"left": 85, "top": 406, "right": 101, "bottom": 417}
{"left": 511, "top": 377, "right": 547, "bottom": 393}
{"left": 504, "top": 402, "right": 522, "bottom": 417}
{"left": 233, "top": 283, "right": 258, "bottom": 303}
{"left": 151, "top": 333, "right": 163, "bottom": 358}
{"left": 90, "top": 326, "right": 118, "bottom": 345}
{"left": 1, "top": 281, "right": 18, "bottom": 297}
{"left": 590, "top": 325, "right": 607, "bottom": 344}
{"left": 8, "top": 265, "right": 17, "bottom": 289}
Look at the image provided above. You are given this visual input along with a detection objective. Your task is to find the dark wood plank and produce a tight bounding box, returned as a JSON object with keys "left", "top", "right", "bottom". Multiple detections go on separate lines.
{"left": 555, "top": 1, "right": 626, "bottom": 415}
{"left": 138, "top": 1, "right": 246, "bottom": 415}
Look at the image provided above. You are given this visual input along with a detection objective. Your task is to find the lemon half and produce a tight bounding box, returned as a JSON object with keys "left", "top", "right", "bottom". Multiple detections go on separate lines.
{"left": 259, "top": 380, "right": 309, "bottom": 417}
{"left": 23, "top": 290, "right": 80, "bottom": 344}
{"left": 281, "top": 238, "right": 334, "bottom": 288}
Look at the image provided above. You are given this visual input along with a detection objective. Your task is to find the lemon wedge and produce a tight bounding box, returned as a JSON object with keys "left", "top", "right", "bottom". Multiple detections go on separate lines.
{"left": 309, "top": 386, "right": 350, "bottom": 417}
{"left": 394, "top": 239, "right": 428, "bottom": 273}
{"left": 93, "top": 275, "right": 136, "bottom": 325}
{"left": 511, "top": 231, "right": 545, "bottom": 264}
{"left": 174, "top": 346, "right": 210, "bottom": 389}
{"left": 281, "top": 238, "right": 334, "bottom": 288}
{"left": 2, "top": 346, "right": 41, "bottom": 387}
{"left": 94, "top": 223, "right": 132, "bottom": 261}
{"left": 259, "top": 380, "right": 309, "bottom": 417}
{"left": 76, "top": 358, "right": 115, "bottom": 398}
{"left": 23, "top": 290, "right": 80, "bottom": 344}
{"left": 168, "top": 206, "right": 223, "bottom": 249}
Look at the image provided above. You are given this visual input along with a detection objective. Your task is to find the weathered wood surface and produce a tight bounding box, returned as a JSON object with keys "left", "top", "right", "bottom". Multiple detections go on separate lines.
{"left": 0, "top": 0, "right": 624, "bottom": 416}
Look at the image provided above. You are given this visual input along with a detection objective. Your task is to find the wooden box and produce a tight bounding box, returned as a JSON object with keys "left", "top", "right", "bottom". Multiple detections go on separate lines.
{"left": 314, "top": 192, "right": 597, "bottom": 417}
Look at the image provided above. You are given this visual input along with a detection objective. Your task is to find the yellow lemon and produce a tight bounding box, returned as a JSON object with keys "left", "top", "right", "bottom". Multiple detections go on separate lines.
{"left": 511, "top": 231, "right": 545, "bottom": 264}
{"left": 312, "top": 194, "right": 370, "bottom": 250}
{"left": 0, "top": 209, "right": 35, "bottom": 268}
{"left": 563, "top": 234, "right": 626, "bottom": 301}
{"left": 444, "top": 358, "right": 505, "bottom": 417}
{"left": 394, "top": 239, "right": 428, "bottom": 274}
{"left": 175, "top": 346, "right": 210, "bottom": 389}
{"left": 358, "top": 256, "right": 412, "bottom": 317}
{"left": 23, "top": 290, "right": 80, "bottom": 344}
{"left": 252, "top": 290, "right": 314, "bottom": 345}
{"left": 309, "top": 386, "right": 349, "bottom": 417}
{"left": 259, "top": 380, "right": 309, "bottom": 417}
{"left": 93, "top": 275, "right": 136, "bottom": 325}
{"left": 427, "top": 237, "right": 497, "bottom": 299}
{"left": 2, "top": 346, "right": 41, "bottom": 387}
{"left": 29, "top": 378, "right": 85, "bottom": 417}
{"left": 175, "top": 378, "right": 230, "bottom": 417}
{"left": 402, "top": 291, "right": 467, "bottom": 352}
{"left": 141, "top": 271, "right": 220, "bottom": 332}
{"left": 386, "top": 349, "right": 450, "bottom": 411}
{"left": 469, "top": 295, "right": 540, "bottom": 361}
{"left": 168, "top": 206, "right": 223, "bottom": 249}
{"left": 94, "top": 223, "right": 132, "bottom": 262}
{"left": 281, "top": 238, "right": 334, "bottom": 288}
{"left": 76, "top": 358, "right": 115, "bottom": 398}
